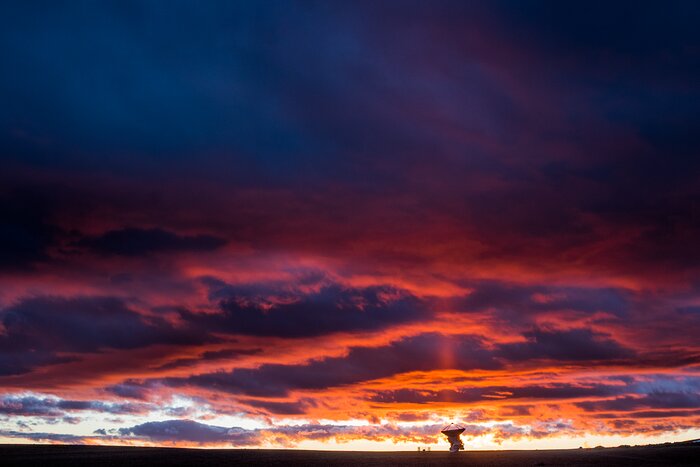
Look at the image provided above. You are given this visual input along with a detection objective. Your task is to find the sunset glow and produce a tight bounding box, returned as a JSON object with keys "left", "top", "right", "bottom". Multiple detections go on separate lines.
{"left": 1, "top": 0, "right": 700, "bottom": 450}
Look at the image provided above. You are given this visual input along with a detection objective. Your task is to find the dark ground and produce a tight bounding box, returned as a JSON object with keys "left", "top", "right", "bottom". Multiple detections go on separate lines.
{"left": 1, "top": 442, "right": 699, "bottom": 466}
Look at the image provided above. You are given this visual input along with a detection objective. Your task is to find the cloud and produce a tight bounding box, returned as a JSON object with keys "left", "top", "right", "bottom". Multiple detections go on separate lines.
{"left": 370, "top": 383, "right": 621, "bottom": 405}
{"left": 166, "top": 329, "right": 633, "bottom": 399}
{"left": 241, "top": 398, "right": 316, "bottom": 416}
{"left": 117, "top": 419, "right": 258, "bottom": 445}
{"left": 168, "top": 333, "right": 500, "bottom": 397}
{"left": 1, "top": 0, "right": 700, "bottom": 449}
{"left": 0, "top": 395, "right": 151, "bottom": 417}
{"left": 0, "top": 430, "right": 88, "bottom": 443}
{"left": 184, "top": 284, "right": 430, "bottom": 338}
{"left": 154, "top": 348, "right": 262, "bottom": 371}
{"left": 142, "top": 327, "right": 638, "bottom": 415}
{"left": 577, "top": 391, "right": 700, "bottom": 412}
{"left": 0, "top": 296, "right": 204, "bottom": 375}
{"left": 457, "top": 281, "right": 629, "bottom": 317}
{"left": 74, "top": 227, "right": 227, "bottom": 256}
{"left": 496, "top": 328, "right": 634, "bottom": 362}
{"left": 105, "top": 382, "right": 152, "bottom": 400}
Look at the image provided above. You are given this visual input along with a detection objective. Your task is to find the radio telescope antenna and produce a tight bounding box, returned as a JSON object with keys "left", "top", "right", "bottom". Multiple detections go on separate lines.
{"left": 441, "top": 423, "right": 465, "bottom": 453}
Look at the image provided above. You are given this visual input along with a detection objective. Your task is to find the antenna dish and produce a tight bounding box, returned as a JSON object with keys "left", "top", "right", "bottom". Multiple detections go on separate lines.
{"left": 440, "top": 423, "right": 465, "bottom": 453}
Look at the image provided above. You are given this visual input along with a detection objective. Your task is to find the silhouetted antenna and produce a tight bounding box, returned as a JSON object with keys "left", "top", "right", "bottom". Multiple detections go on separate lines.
{"left": 441, "top": 423, "right": 465, "bottom": 453}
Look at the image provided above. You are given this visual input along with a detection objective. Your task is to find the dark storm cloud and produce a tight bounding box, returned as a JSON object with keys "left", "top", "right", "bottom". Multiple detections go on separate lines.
{"left": 496, "top": 328, "right": 634, "bottom": 362}
{"left": 169, "top": 333, "right": 500, "bottom": 397}
{"left": 241, "top": 398, "right": 315, "bottom": 416}
{"left": 75, "top": 227, "right": 227, "bottom": 256}
{"left": 118, "top": 419, "right": 258, "bottom": 445}
{"left": 154, "top": 348, "right": 262, "bottom": 371}
{"left": 0, "top": 296, "right": 204, "bottom": 376}
{"left": 615, "top": 409, "right": 700, "bottom": 419}
{"left": 0, "top": 395, "right": 151, "bottom": 417}
{"left": 184, "top": 284, "right": 430, "bottom": 338}
{"left": 105, "top": 383, "right": 147, "bottom": 399}
{"left": 105, "top": 380, "right": 159, "bottom": 400}
{"left": 370, "top": 383, "right": 621, "bottom": 405}
{"left": 0, "top": 430, "right": 87, "bottom": 443}
{"left": 0, "top": 280, "right": 430, "bottom": 377}
{"left": 458, "top": 282, "right": 629, "bottom": 316}
{"left": 0, "top": 350, "right": 75, "bottom": 379}
{"left": 577, "top": 391, "right": 700, "bottom": 413}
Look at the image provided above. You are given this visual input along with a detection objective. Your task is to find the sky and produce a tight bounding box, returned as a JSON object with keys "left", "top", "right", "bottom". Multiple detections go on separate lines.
{"left": 1, "top": 0, "right": 700, "bottom": 451}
